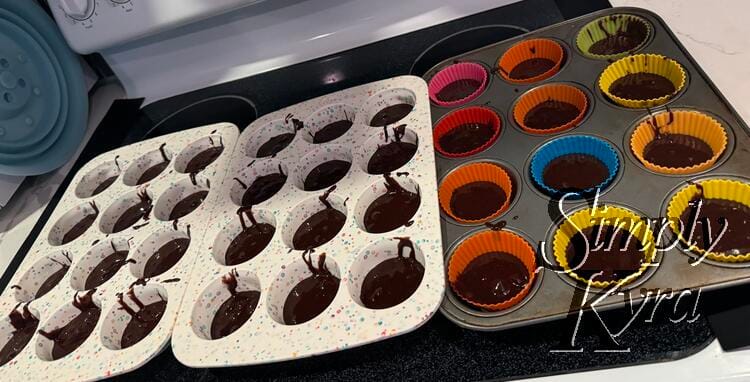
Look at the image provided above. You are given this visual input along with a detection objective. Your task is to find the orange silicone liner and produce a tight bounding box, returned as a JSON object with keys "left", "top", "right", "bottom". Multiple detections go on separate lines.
{"left": 433, "top": 106, "right": 502, "bottom": 158}
{"left": 513, "top": 83, "right": 588, "bottom": 134}
{"left": 497, "top": 38, "right": 564, "bottom": 84}
{"left": 439, "top": 162, "right": 513, "bottom": 224}
{"left": 448, "top": 229, "right": 537, "bottom": 311}
{"left": 630, "top": 109, "right": 728, "bottom": 175}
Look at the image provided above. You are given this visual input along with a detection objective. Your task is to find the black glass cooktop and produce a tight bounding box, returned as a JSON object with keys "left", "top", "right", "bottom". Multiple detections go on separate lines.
{"left": 2, "top": 0, "right": 727, "bottom": 380}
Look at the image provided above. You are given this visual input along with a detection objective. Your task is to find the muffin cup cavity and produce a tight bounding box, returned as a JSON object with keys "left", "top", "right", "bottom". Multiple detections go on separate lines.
{"left": 438, "top": 162, "right": 513, "bottom": 224}
{"left": 75, "top": 159, "right": 123, "bottom": 198}
{"left": 354, "top": 175, "right": 421, "bottom": 233}
{"left": 48, "top": 202, "right": 100, "bottom": 246}
{"left": 100, "top": 189, "right": 155, "bottom": 234}
{"left": 529, "top": 135, "right": 620, "bottom": 198}
{"left": 190, "top": 270, "right": 261, "bottom": 340}
{"left": 447, "top": 229, "right": 536, "bottom": 311}
{"left": 497, "top": 38, "right": 564, "bottom": 84}
{"left": 0, "top": 305, "right": 40, "bottom": 366}
{"left": 174, "top": 135, "right": 225, "bottom": 174}
{"left": 356, "top": 127, "right": 419, "bottom": 175}
{"left": 36, "top": 293, "right": 102, "bottom": 361}
{"left": 229, "top": 159, "right": 288, "bottom": 207}
{"left": 347, "top": 238, "right": 426, "bottom": 309}
{"left": 100, "top": 284, "right": 169, "bottom": 350}
{"left": 428, "top": 62, "right": 488, "bottom": 107}
{"left": 129, "top": 227, "right": 191, "bottom": 279}
{"left": 552, "top": 205, "right": 657, "bottom": 289}
{"left": 123, "top": 146, "right": 173, "bottom": 186}
{"left": 153, "top": 175, "right": 211, "bottom": 221}
{"left": 266, "top": 253, "right": 341, "bottom": 325}
{"left": 630, "top": 110, "right": 728, "bottom": 175}
{"left": 69, "top": 238, "right": 131, "bottom": 291}
{"left": 433, "top": 106, "right": 501, "bottom": 158}
{"left": 361, "top": 88, "right": 416, "bottom": 127}
{"left": 599, "top": 54, "right": 686, "bottom": 108}
{"left": 576, "top": 14, "right": 651, "bottom": 60}
{"left": 301, "top": 104, "right": 357, "bottom": 144}
{"left": 666, "top": 179, "right": 750, "bottom": 263}
{"left": 281, "top": 193, "right": 348, "bottom": 250}
{"left": 211, "top": 209, "right": 276, "bottom": 266}
{"left": 243, "top": 118, "right": 297, "bottom": 159}
{"left": 13, "top": 251, "right": 73, "bottom": 302}
{"left": 513, "top": 83, "right": 588, "bottom": 135}
{"left": 291, "top": 144, "right": 353, "bottom": 191}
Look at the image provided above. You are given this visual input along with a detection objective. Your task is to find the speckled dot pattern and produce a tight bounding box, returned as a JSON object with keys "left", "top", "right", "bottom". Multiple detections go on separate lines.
{"left": 0, "top": 123, "right": 239, "bottom": 380}
{"left": 171, "top": 76, "right": 445, "bottom": 368}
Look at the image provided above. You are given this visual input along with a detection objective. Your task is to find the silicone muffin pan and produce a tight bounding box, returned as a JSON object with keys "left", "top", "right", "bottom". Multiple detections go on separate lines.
{"left": 424, "top": 7, "right": 750, "bottom": 330}
{"left": 0, "top": 123, "right": 239, "bottom": 379}
{"left": 171, "top": 76, "right": 444, "bottom": 367}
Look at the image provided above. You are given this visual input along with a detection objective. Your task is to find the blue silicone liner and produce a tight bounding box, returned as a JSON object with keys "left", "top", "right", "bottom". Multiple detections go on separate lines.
{"left": 529, "top": 135, "right": 619, "bottom": 198}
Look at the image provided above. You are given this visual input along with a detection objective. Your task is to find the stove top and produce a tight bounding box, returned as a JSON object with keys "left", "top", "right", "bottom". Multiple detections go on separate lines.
{"left": 1, "top": 0, "right": 720, "bottom": 379}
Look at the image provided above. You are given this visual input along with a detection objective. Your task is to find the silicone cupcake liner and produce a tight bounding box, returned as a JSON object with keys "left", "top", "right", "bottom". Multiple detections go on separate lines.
{"left": 428, "top": 62, "right": 489, "bottom": 107}
{"left": 530, "top": 135, "right": 619, "bottom": 198}
{"left": 552, "top": 205, "right": 657, "bottom": 289}
{"left": 630, "top": 109, "right": 728, "bottom": 175}
{"left": 576, "top": 14, "right": 652, "bottom": 60}
{"left": 438, "top": 162, "right": 513, "bottom": 224}
{"left": 447, "top": 229, "right": 536, "bottom": 311}
{"left": 433, "top": 106, "right": 501, "bottom": 158}
{"left": 666, "top": 179, "right": 750, "bottom": 263}
{"left": 599, "top": 54, "right": 686, "bottom": 108}
{"left": 513, "top": 83, "right": 588, "bottom": 134}
{"left": 497, "top": 38, "right": 564, "bottom": 84}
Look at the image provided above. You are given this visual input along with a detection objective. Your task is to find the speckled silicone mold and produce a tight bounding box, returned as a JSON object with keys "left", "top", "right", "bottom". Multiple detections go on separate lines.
{"left": 0, "top": 123, "right": 239, "bottom": 380}
{"left": 171, "top": 76, "right": 445, "bottom": 367}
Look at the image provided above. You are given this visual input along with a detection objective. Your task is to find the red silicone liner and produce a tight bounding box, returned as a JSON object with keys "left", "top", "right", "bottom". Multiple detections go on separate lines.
{"left": 433, "top": 106, "right": 502, "bottom": 158}
{"left": 428, "top": 62, "right": 489, "bottom": 107}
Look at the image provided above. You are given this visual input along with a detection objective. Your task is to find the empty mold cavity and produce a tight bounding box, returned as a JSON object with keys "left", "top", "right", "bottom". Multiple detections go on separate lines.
{"left": 357, "top": 126, "right": 419, "bottom": 175}
{"left": 301, "top": 104, "right": 357, "bottom": 144}
{"left": 229, "top": 159, "right": 288, "bottom": 207}
{"left": 12, "top": 250, "right": 73, "bottom": 302}
{"left": 130, "top": 226, "right": 191, "bottom": 278}
{"left": 48, "top": 202, "right": 100, "bottom": 246}
{"left": 244, "top": 118, "right": 297, "bottom": 158}
{"left": 267, "top": 253, "right": 341, "bottom": 325}
{"left": 153, "top": 175, "right": 210, "bottom": 221}
{"left": 123, "top": 145, "right": 173, "bottom": 186}
{"left": 362, "top": 88, "right": 416, "bottom": 127}
{"left": 100, "top": 284, "right": 168, "bottom": 350}
{"left": 69, "top": 238, "right": 131, "bottom": 291}
{"left": 191, "top": 270, "right": 261, "bottom": 340}
{"left": 174, "top": 135, "right": 225, "bottom": 174}
{"left": 0, "top": 305, "right": 40, "bottom": 366}
{"left": 212, "top": 208, "right": 276, "bottom": 266}
{"left": 281, "top": 191, "right": 348, "bottom": 250}
{"left": 75, "top": 158, "right": 123, "bottom": 198}
{"left": 99, "top": 188, "right": 154, "bottom": 234}
{"left": 291, "top": 144, "right": 352, "bottom": 191}
{"left": 354, "top": 175, "right": 421, "bottom": 234}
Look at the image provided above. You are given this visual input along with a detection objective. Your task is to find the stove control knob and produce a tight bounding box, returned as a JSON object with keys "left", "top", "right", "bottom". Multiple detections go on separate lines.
{"left": 60, "top": 0, "right": 95, "bottom": 21}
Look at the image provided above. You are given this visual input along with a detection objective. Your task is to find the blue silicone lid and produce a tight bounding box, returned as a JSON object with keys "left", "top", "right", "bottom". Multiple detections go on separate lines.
{"left": 0, "top": 0, "right": 88, "bottom": 175}
{"left": 529, "top": 135, "right": 620, "bottom": 199}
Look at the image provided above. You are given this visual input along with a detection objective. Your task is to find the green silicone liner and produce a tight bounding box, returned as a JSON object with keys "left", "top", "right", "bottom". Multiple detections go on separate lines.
{"left": 576, "top": 14, "right": 652, "bottom": 60}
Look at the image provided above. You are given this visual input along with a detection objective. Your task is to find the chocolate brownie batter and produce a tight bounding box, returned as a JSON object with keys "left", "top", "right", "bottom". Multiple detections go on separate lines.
{"left": 453, "top": 251, "right": 529, "bottom": 305}
{"left": 508, "top": 58, "right": 555, "bottom": 80}
{"left": 303, "top": 160, "right": 351, "bottom": 191}
{"left": 84, "top": 242, "right": 133, "bottom": 290}
{"left": 61, "top": 202, "right": 99, "bottom": 245}
{"left": 167, "top": 190, "right": 208, "bottom": 220}
{"left": 38, "top": 290, "right": 100, "bottom": 360}
{"left": 542, "top": 154, "right": 609, "bottom": 192}
{"left": 142, "top": 226, "right": 191, "bottom": 278}
{"left": 363, "top": 174, "right": 420, "bottom": 233}
{"left": 360, "top": 238, "right": 424, "bottom": 309}
{"left": 523, "top": 100, "right": 581, "bottom": 131}
{"left": 225, "top": 207, "right": 275, "bottom": 266}
{"left": 643, "top": 135, "right": 712, "bottom": 168}
{"left": 438, "top": 121, "right": 495, "bottom": 154}
{"left": 256, "top": 115, "right": 303, "bottom": 158}
{"left": 92, "top": 176, "right": 118, "bottom": 196}
{"left": 210, "top": 270, "right": 261, "bottom": 339}
{"left": 369, "top": 104, "right": 414, "bottom": 127}
{"left": 237, "top": 165, "right": 287, "bottom": 206}
{"left": 679, "top": 187, "right": 750, "bottom": 254}
{"left": 565, "top": 224, "right": 646, "bottom": 282}
{"left": 609, "top": 72, "right": 675, "bottom": 100}
{"left": 117, "top": 287, "right": 167, "bottom": 349}
{"left": 312, "top": 112, "right": 353, "bottom": 143}
{"left": 292, "top": 187, "right": 346, "bottom": 250}
{"left": 449, "top": 181, "right": 507, "bottom": 221}
{"left": 137, "top": 144, "right": 170, "bottom": 185}
{"left": 367, "top": 124, "right": 418, "bottom": 174}
{"left": 0, "top": 304, "right": 39, "bottom": 366}
{"left": 588, "top": 15, "right": 649, "bottom": 56}
{"left": 35, "top": 252, "right": 72, "bottom": 298}
{"left": 283, "top": 253, "right": 340, "bottom": 325}
{"left": 112, "top": 189, "right": 153, "bottom": 233}
{"left": 436, "top": 79, "right": 483, "bottom": 102}
{"left": 184, "top": 136, "right": 224, "bottom": 173}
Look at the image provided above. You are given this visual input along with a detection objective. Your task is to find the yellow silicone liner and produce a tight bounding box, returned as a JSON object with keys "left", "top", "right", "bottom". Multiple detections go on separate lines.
{"left": 438, "top": 162, "right": 513, "bottom": 224}
{"left": 552, "top": 205, "right": 657, "bottom": 288}
{"left": 448, "top": 229, "right": 536, "bottom": 311}
{"left": 666, "top": 178, "right": 750, "bottom": 263}
{"left": 599, "top": 54, "right": 686, "bottom": 109}
{"left": 630, "top": 110, "right": 728, "bottom": 175}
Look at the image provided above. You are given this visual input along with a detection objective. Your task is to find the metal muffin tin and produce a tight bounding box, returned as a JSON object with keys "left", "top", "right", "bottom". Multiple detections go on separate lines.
{"left": 424, "top": 7, "right": 750, "bottom": 331}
